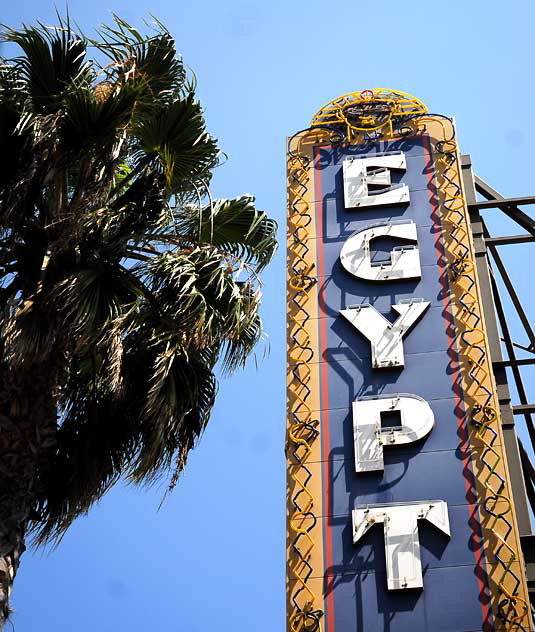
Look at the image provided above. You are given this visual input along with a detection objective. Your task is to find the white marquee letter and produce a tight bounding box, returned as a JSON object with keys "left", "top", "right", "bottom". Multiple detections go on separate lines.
{"left": 340, "top": 300, "right": 430, "bottom": 369}
{"left": 343, "top": 152, "right": 410, "bottom": 209}
{"left": 340, "top": 220, "right": 421, "bottom": 282}
{"left": 353, "top": 394, "right": 434, "bottom": 472}
{"left": 353, "top": 501, "right": 450, "bottom": 590}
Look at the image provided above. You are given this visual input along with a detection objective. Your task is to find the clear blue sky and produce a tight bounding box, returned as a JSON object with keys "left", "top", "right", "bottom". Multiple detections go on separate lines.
{"left": 2, "top": 1, "right": 535, "bottom": 630}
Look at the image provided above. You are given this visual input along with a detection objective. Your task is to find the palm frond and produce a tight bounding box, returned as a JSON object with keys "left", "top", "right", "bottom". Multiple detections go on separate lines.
{"left": 177, "top": 195, "right": 278, "bottom": 271}
{"left": 32, "top": 374, "right": 137, "bottom": 543}
{"left": 61, "top": 80, "right": 138, "bottom": 153}
{"left": 54, "top": 264, "right": 142, "bottom": 345}
{"left": 132, "top": 94, "right": 220, "bottom": 192}
{"left": 0, "top": 86, "right": 31, "bottom": 191}
{"left": 3, "top": 294, "right": 59, "bottom": 366}
{"left": 92, "top": 16, "right": 186, "bottom": 100}
{"left": 2, "top": 17, "right": 92, "bottom": 112}
{"left": 129, "top": 345, "right": 217, "bottom": 483}
{"left": 100, "top": 169, "right": 167, "bottom": 244}
{"left": 219, "top": 286, "right": 263, "bottom": 374}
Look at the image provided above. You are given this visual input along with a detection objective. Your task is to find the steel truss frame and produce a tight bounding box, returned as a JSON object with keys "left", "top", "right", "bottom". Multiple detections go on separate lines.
{"left": 461, "top": 155, "right": 535, "bottom": 605}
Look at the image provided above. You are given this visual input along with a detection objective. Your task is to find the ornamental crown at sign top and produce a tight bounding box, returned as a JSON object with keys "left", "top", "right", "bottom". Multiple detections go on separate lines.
{"left": 310, "top": 88, "right": 428, "bottom": 141}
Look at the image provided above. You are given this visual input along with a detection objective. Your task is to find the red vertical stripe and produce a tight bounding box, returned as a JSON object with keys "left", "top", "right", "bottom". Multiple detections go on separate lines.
{"left": 313, "top": 146, "right": 335, "bottom": 632}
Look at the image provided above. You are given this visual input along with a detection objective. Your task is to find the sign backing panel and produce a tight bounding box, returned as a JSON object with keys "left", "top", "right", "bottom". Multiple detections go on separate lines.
{"left": 286, "top": 91, "right": 532, "bottom": 632}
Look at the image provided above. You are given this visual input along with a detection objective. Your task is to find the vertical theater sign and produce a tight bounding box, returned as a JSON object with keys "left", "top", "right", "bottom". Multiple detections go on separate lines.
{"left": 286, "top": 90, "right": 533, "bottom": 631}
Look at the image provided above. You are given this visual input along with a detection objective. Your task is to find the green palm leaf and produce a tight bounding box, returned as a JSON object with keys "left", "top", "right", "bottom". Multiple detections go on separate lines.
{"left": 2, "top": 17, "right": 92, "bottom": 112}
{"left": 132, "top": 94, "right": 219, "bottom": 191}
{"left": 177, "top": 195, "right": 278, "bottom": 270}
{"left": 61, "top": 82, "right": 139, "bottom": 152}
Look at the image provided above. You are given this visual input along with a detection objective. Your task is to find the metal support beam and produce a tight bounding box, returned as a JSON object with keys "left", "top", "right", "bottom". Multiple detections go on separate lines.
{"left": 493, "top": 358, "right": 535, "bottom": 369}
{"left": 488, "top": 267, "right": 535, "bottom": 445}
{"left": 519, "top": 440, "right": 535, "bottom": 516}
{"left": 474, "top": 176, "right": 535, "bottom": 238}
{"left": 461, "top": 155, "right": 533, "bottom": 536}
{"left": 520, "top": 533, "right": 535, "bottom": 609}
{"left": 470, "top": 195, "right": 535, "bottom": 210}
{"left": 482, "top": 222, "right": 535, "bottom": 352}
{"left": 513, "top": 405, "right": 535, "bottom": 416}
{"left": 504, "top": 339, "right": 535, "bottom": 355}
{"left": 485, "top": 234, "right": 535, "bottom": 246}
{"left": 518, "top": 439, "right": 535, "bottom": 609}
{"left": 484, "top": 242, "right": 535, "bottom": 449}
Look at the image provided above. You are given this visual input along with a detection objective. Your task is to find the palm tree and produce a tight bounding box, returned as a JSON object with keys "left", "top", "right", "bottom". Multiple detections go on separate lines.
{"left": 0, "top": 15, "right": 277, "bottom": 625}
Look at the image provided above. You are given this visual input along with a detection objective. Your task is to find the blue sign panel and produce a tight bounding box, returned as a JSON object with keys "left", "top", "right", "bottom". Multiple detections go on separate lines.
{"left": 314, "top": 136, "right": 493, "bottom": 632}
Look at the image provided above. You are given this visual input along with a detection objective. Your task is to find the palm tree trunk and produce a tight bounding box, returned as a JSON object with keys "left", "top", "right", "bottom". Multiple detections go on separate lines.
{"left": 0, "top": 423, "right": 35, "bottom": 631}
{"left": 0, "top": 525, "right": 25, "bottom": 629}
{"left": 0, "top": 367, "right": 60, "bottom": 628}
